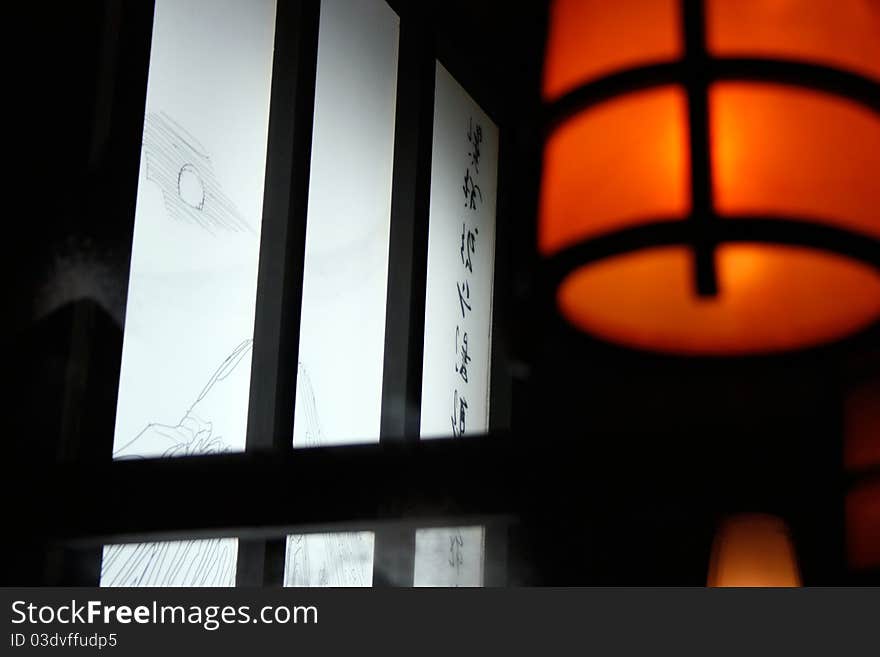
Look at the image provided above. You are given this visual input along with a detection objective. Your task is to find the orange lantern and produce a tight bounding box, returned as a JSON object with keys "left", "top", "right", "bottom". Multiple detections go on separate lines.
{"left": 707, "top": 513, "right": 801, "bottom": 586}
{"left": 539, "top": 0, "right": 880, "bottom": 355}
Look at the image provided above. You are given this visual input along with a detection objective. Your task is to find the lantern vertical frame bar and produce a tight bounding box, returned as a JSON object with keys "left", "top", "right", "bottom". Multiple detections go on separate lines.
{"left": 682, "top": 0, "right": 718, "bottom": 296}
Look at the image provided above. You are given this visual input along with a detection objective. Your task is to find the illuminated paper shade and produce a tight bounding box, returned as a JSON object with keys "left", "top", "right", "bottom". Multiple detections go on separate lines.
{"left": 540, "top": 0, "right": 880, "bottom": 355}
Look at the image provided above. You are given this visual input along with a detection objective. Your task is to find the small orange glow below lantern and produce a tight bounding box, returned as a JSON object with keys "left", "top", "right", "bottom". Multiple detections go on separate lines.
{"left": 846, "top": 480, "right": 880, "bottom": 571}
{"left": 707, "top": 514, "right": 801, "bottom": 587}
{"left": 556, "top": 244, "right": 880, "bottom": 355}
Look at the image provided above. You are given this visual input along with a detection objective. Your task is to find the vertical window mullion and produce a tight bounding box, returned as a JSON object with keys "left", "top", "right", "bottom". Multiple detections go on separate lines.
{"left": 373, "top": 6, "right": 437, "bottom": 587}
{"left": 239, "top": 0, "right": 321, "bottom": 587}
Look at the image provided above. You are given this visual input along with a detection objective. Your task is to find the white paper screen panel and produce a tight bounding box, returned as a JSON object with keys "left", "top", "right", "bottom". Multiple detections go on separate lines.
{"left": 285, "top": 0, "right": 400, "bottom": 587}
{"left": 284, "top": 532, "right": 375, "bottom": 587}
{"left": 414, "top": 526, "right": 486, "bottom": 587}
{"left": 415, "top": 62, "right": 499, "bottom": 587}
{"left": 103, "top": 0, "right": 277, "bottom": 587}
{"left": 291, "top": 0, "right": 399, "bottom": 450}
{"left": 420, "top": 62, "right": 498, "bottom": 441}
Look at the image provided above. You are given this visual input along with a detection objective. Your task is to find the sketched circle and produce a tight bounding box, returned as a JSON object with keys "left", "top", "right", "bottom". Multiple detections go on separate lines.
{"left": 177, "top": 163, "right": 206, "bottom": 210}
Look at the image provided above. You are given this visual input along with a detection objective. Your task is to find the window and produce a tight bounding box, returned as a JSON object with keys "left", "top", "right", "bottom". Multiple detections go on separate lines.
{"left": 104, "top": 0, "right": 503, "bottom": 588}
{"left": 104, "top": 0, "right": 277, "bottom": 587}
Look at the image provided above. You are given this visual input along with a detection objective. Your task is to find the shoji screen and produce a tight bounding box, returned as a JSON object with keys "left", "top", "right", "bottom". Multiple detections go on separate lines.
{"left": 104, "top": 0, "right": 277, "bottom": 586}
{"left": 284, "top": 0, "right": 400, "bottom": 587}
{"left": 416, "top": 62, "right": 499, "bottom": 586}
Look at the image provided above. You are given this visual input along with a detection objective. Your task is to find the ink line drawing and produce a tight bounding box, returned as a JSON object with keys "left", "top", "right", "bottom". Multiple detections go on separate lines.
{"left": 100, "top": 536, "right": 236, "bottom": 587}
{"left": 285, "top": 363, "right": 373, "bottom": 587}
{"left": 414, "top": 526, "right": 485, "bottom": 587}
{"left": 143, "top": 111, "right": 254, "bottom": 235}
{"left": 101, "top": 340, "right": 253, "bottom": 587}
{"left": 113, "top": 339, "right": 252, "bottom": 459}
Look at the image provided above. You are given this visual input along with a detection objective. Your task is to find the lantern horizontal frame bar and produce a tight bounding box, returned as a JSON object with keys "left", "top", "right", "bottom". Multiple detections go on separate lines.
{"left": 544, "top": 58, "right": 880, "bottom": 135}
{"left": 543, "top": 216, "right": 880, "bottom": 290}
{"left": 543, "top": 216, "right": 880, "bottom": 355}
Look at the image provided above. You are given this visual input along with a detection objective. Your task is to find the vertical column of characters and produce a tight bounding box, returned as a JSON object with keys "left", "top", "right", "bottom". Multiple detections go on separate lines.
{"left": 416, "top": 63, "right": 498, "bottom": 586}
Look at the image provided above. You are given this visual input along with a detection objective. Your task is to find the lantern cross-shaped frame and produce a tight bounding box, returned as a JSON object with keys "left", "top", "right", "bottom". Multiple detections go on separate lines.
{"left": 539, "top": 0, "right": 880, "bottom": 355}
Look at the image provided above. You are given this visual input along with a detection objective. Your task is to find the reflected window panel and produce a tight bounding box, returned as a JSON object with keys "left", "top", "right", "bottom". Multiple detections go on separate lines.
{"left": 414, "top": 527, "right": 485, "bottom": 587}
{"left": 284, "top": 533, "right": 375, "bottom": 587}
{"left": 105, "top": 0, "right": 277, "bottom": 587}
{"left": 101, "top": 539, "right": 237, "bottom": 587}
{"left": 292, "top": 0, "right": 400, "bottom": 449}
{"left": 416, "top": 63, "right": 499, "bottom": 586}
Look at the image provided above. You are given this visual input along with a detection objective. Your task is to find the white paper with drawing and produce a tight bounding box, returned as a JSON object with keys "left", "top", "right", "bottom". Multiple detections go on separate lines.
{"left": 103, "top": 0, "right": 276, "bottom": 587}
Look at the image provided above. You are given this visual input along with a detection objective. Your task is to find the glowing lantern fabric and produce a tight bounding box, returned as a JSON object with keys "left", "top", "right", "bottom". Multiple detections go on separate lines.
{"left": 540, "top": 0, "right": 880, "bottom": 355}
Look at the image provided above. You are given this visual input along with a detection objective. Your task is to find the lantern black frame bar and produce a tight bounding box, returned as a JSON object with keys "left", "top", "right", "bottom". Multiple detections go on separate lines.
{"left": 546, "top": 62, "right": 879, "bottom": 132}
{"left": 541, "top": 0, "right": 880, "bottom": 301}
{"left": 682, "top": 0, "right": 716, "bottom": 296}
{"left": 544, "top": 218, "right": 880, "bottom": 291}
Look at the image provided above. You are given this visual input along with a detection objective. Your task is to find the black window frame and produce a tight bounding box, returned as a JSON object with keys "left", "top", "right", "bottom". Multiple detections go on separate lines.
{"left": 25, "top": 0, "right": 515, "bottom": 588}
